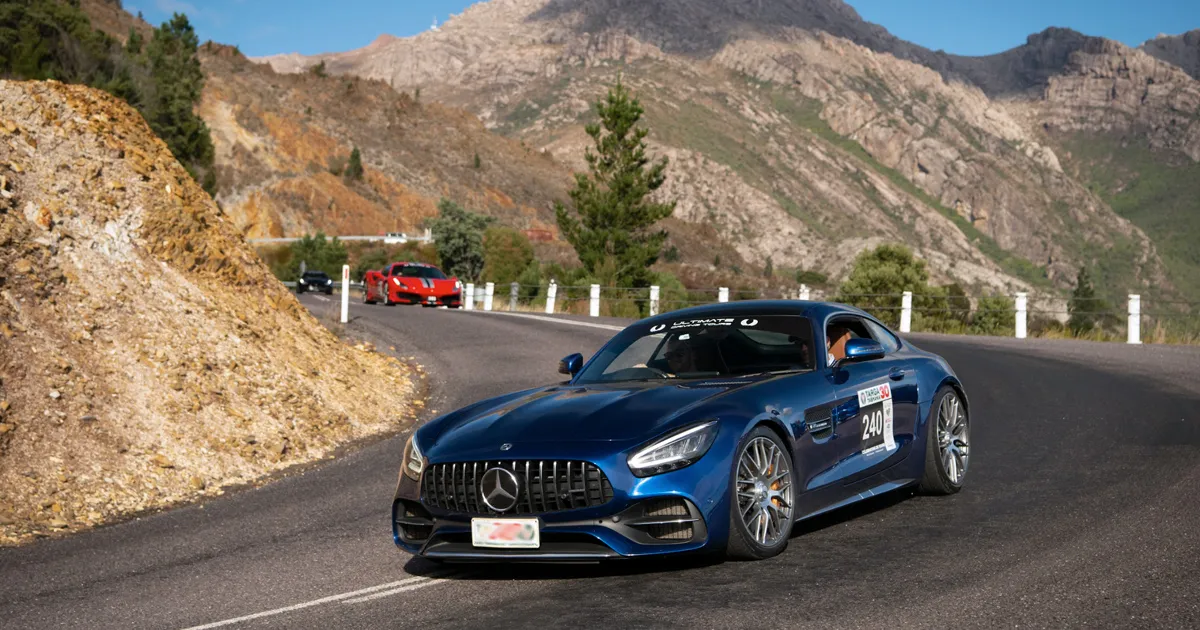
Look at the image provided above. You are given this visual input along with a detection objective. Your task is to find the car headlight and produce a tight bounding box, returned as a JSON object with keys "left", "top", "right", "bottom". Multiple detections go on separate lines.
{"left": 627, "top": 420, "right": 718, "bottom": 477}
{"left": 392, "top": 277, "right": 402, "bottom": 286}
{"left": 299, "top": 279, "right": 306, "bottom": 284}
{"left": 401, "top": 434, "right": 425, "bottom": 481}
{"left": 454, "top": 280, "right": 463, "bottom": 291}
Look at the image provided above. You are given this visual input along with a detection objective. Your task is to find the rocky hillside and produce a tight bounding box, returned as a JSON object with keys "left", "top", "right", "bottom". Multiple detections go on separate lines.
{"left": 253, "top": 0, "right": 1191, "bottom": 298}
{"left": 78, "top": 0, "right": 151, "bottom": 43}
{"left": 198, "top": 45, "right": 574, "bottom": 241}
{"left": 0, "top": 80, "right": 420, "bottom": 544}
{"left": 1142, "top": 30, "right": 1200, "bottom": 80}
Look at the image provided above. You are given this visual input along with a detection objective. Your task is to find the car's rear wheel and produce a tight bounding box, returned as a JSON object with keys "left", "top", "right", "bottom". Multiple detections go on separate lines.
{"left": 726, "top": 426, "right": 794, "bottom": 561}
{"left": 918, "top": 386, "right": 970, "bottom": 495}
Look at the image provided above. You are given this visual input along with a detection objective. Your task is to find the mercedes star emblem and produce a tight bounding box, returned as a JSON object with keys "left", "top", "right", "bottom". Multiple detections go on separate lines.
{"left": 480, "top": 467, "right": 521, "bottom": 512}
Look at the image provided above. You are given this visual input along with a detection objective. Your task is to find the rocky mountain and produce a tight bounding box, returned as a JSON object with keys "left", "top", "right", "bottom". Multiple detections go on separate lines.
{"left": 1142, "top": 30, "right": 1200, "bottom": 80}
{"left": 251, "top": 0, "right": 1200, "bottom": 299}
{"left": 197, "top": 44, "right": 572, "bottom": 241}
{"left": 0, "top": 80, "right": 419, "bottom": 544}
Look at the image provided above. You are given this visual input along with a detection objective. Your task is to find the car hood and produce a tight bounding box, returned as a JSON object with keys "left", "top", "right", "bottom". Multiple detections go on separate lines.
{"left": 423, "top": 380, "right": 751, "bottom": 455}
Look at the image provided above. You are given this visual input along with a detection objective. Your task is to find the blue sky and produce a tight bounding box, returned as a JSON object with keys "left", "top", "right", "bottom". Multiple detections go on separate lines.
{"left": 127, "top": 0, "right": 1200, "bottom": 58}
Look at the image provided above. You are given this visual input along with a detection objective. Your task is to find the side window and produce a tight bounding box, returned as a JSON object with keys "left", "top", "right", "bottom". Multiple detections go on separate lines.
{"left": 825, "top": 317, "right": 871, "bottom": 365}
{"left": 863, "top": 319, "right": 901, "bottom": 354}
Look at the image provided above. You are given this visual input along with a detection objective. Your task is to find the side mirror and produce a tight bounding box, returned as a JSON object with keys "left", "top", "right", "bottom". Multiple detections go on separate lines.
{"left": 558, "top": 353, "right": 583, "bottom": 376}
{"left": 841, "top": 338, "right": 885, "bottom": 364}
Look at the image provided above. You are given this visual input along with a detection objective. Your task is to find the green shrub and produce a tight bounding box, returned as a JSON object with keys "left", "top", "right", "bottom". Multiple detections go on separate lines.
{"left": 482, "top": 226, "right": 535, "bottom": 285}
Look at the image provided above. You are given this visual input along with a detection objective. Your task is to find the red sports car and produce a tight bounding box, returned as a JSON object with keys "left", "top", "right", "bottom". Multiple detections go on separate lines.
{"left": 363, "top": 262, "right": 463, "bottom": 308}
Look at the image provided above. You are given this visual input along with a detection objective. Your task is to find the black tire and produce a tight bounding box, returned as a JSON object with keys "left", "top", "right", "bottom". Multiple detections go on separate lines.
{"left": 918, "top": 386, "right": 970, "bottom": 495}
{"left": 726, "top": 426, "right": 794, "bottom": 561}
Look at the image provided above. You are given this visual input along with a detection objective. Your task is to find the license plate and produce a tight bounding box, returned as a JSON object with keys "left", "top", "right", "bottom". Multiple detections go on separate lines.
{"left": 427, "top": 296, "right": 437, "bottom": 303}
{"left": 471, "top": 518, "right": 540, "bottom": 549}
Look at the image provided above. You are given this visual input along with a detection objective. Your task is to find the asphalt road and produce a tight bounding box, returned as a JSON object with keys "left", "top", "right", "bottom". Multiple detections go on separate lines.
{"left": 2, "top": 295, "right": 1198, "bottom": 629}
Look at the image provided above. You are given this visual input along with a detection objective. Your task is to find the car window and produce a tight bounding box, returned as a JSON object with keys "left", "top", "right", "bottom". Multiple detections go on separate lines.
{"left": 863, "top": 319, "right": 901, "bottom": 353}
{"left": 825, "top": 316, "right": 871, "bottom": 366}
{"left": 398, "top": 265, "right": 447, "bottom": 279}
{"left": 576, "top": 315, "right": 816, "bottom": 383}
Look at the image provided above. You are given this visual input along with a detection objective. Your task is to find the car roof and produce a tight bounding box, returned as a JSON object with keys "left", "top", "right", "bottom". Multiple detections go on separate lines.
{"left": 387, "top": 261, "right": 437, "bottom": 268}
{"left": 638, "top": 299, "right": 875, "bottom": 325}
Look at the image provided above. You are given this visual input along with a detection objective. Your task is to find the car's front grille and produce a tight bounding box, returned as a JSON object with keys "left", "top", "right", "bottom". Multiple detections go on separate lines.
{"left": 422, "top": 460, "right": 614, "bottom": 515}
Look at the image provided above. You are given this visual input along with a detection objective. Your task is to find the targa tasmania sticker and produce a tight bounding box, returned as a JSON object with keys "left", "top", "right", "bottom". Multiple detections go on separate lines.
{"left": 857, "top": 383, "right": 895, "bottom": 455}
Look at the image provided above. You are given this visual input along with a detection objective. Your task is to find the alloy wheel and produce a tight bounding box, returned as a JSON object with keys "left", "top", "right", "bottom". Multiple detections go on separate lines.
{"left": 735, "top": 436, "right": 793, "bottom": 547}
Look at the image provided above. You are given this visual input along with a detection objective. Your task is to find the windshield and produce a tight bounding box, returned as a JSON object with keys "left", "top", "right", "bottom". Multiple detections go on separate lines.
{"left": 302, "top": 271, "right": 329, "bottom": 279}
{"left": 575, "top": 315, "right": 816, "bottom": 383}
{"left": 397, "top": 265, "right": 447, "bottom": 279}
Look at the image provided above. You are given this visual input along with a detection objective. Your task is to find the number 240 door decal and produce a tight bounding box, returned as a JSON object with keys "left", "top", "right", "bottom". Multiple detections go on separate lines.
{"left": 857, "top": 383, "right": 896, "bottom": 455}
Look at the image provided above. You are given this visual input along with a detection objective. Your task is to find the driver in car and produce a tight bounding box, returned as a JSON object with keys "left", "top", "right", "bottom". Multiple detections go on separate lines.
{"left": 663, "top": 335, "right": 697, "bottom": 374}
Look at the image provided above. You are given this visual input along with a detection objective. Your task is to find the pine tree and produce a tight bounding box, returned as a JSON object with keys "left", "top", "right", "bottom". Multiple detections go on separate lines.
{"left": 1068, "top": 266, "right": 1106, "bottom": 333}
{"left": 555, "top": 76, "right": 675, "bottom": 288}
{"left": 126, "top": 28, "right": 143, "bottom": 54}
{"left": 344, "top": 147, "right": 364, "bottom": 181}
{"left": 144, "top": 13, "right": 216, "bottom": 195}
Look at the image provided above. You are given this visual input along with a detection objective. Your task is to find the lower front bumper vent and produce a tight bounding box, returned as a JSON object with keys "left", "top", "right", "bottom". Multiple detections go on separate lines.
{"left": 627, "top": 498, "right": 697, "bottom": 542}
{"left": 393, "top": 500, "right": 434, "bottom": 542}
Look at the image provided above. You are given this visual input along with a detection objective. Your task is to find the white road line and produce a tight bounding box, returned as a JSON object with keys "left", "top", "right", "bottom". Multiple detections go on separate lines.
{"left": 179, "top": 577, "right": 429, "bottom": 629}
{"left": 455, "top": 309, "right": 626, "bottom": 332}
{"left": 342, "top": 578, "right": 449, "bottom": 604}
{"left": 313, "top": 295, "right": 331, "bottom": 302}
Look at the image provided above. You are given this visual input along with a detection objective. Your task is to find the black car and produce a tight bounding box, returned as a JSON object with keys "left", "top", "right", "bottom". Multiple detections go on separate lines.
{"left": 297, "top": 270, "right": 334, "bottom": 294}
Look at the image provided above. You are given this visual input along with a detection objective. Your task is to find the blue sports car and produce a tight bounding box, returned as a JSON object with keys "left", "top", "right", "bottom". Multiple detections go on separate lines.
{"left": 391, "top": 300, "right": 970, "bottom": 562}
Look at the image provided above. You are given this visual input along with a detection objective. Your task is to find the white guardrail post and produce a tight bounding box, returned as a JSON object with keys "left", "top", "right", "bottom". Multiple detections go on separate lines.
{"left": 1127, "top": 294, "right": 1141, "bottom": 345}
{"left": 464, "top": 283, "right": 474, "bottom": 310}
{"left": 899, "top": 291, "right": 912, "bottom": 333}
{"left": 510, "top": 282, "right": 519, "bottom": 312}
{"left": 545, "top": 280, "right": 557, "bottom": 314}
{"left": 799, "top": 284, "right": 810, "bottom": 300}
{"left": 649, "top": 285, "right": 660, "bottom": 317}
{"left": 589, "top": 284, "right": 600, "bottom": 317}
{"left": 484, "top": 282, "right": 495, "bottom": 311}
{"left": 718, "top": 287, "right": 729, "bottom": 303}
{"left": 1015, "top": 292, "right": 1028, "bottom": 339}
{"left": 340, "top": 265, "right": 349, "bottom": 323}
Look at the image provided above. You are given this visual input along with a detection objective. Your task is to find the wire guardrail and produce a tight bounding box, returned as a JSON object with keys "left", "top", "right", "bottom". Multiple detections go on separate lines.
{"left": 447, "top": 280, "right": 1198, "bottom": 345}
{"left": 279, "top": 273, "right": 1198, "bottom": 345}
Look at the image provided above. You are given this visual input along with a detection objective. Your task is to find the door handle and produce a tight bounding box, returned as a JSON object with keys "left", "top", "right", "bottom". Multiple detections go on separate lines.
{"left": 889, "top": 367, "right": 906, "bottom": 380}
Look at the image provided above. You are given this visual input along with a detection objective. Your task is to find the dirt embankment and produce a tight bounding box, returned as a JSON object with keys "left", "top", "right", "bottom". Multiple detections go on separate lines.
{"left": 0, "top": 80, "right": 423, "bottom": 545}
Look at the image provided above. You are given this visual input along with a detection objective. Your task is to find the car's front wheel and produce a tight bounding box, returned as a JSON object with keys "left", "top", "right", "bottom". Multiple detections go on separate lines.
{"left": 918, "top": 385, "right": 970, "bottom": 494}
{"left": 726, "top": 426, "right": 794, "bottom": 560}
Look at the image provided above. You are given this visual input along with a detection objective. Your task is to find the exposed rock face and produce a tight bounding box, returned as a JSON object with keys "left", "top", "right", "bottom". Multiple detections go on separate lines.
{"left": 1141, "top": 30, "right": 1200, "bottom": 81}
{"left": 201, "top": 46, "right": 572, "bottom": 239}
{"left": 0, "top": 80, "right": 419, "bottom": 545}
{"left": 1039, "top": 39, "right": 1200, "bottom": 161}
